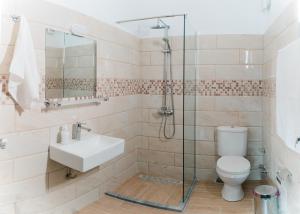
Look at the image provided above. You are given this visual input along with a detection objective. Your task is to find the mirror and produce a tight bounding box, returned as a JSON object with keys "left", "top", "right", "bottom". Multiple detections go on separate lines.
{"left": 45, "top": 29, "right": 97, "bottom": 99}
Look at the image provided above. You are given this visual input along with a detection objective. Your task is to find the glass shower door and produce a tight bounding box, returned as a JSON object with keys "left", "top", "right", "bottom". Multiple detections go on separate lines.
{"left": 183, "top": 15, "right": 197, "bottom": 201}
{"left": 105, "top": 14, "right": 197, "bottom": 212}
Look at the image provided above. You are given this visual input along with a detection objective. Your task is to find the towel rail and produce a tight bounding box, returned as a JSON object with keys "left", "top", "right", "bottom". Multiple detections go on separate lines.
{"left": 43, "top": 96, "right": 109, "bottom": 111}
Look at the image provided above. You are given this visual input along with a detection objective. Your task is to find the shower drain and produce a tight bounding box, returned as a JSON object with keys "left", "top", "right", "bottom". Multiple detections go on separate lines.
{"left": 138, "top": 174, "right": 183, "bottom": 185}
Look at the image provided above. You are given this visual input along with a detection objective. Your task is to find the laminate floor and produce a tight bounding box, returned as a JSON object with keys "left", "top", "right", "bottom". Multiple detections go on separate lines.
{"left": 79, "top": 174, "right": 263, "bottom": 214}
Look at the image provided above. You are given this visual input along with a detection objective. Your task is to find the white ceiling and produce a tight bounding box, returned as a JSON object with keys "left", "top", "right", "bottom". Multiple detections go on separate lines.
{"left": 45, "top": 0, "right": 295, "bottom": 37}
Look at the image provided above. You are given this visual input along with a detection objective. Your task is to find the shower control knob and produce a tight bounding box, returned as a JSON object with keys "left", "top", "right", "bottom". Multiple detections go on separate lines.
{"left": 158, "top": 107, "right": 174, "bottom": 116}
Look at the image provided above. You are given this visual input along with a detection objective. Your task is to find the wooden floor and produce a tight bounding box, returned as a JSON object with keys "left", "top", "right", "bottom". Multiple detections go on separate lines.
{"left": 111, "top": 174, "right": 183, "bottom": 207}
{"left": 79, "top": 175, "right": 263, "bottom": 214}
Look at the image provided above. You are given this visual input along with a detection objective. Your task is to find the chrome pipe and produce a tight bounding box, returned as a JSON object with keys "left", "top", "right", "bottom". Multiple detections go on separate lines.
{"left": 116, "top": 14, "right": 186, "bottom": 24}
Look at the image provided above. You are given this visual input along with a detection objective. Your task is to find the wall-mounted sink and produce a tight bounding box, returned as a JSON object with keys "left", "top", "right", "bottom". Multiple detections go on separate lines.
{"left": 49, "top": 134, "right": 125, "bottom": 172}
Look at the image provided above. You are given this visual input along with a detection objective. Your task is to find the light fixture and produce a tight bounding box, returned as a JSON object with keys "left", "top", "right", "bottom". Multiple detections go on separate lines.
{"left": 70, "top": 24, "right": 88, "bottom": 37}
{"left": 262, "top": 0, "right": 271, "bottom": 12}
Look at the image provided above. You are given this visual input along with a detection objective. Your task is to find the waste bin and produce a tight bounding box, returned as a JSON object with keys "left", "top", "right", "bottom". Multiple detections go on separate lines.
{"left": 253, "top": 185, "right": 279, "bottom": 214}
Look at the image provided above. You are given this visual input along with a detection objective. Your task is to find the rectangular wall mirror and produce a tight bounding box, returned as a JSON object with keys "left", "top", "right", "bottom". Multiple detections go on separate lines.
{"left": 45, "top": 29, "right": 97, "bottom": 99}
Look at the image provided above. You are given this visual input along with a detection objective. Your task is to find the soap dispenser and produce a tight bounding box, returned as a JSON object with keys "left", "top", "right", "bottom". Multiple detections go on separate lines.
{"left": 61, "top": 125, "right": 70, "bottom": 144}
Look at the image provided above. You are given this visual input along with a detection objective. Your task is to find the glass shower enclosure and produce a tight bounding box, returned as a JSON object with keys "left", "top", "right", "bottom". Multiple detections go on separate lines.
{"left": 106, "top": 14, "right": 197, "bottom": 212}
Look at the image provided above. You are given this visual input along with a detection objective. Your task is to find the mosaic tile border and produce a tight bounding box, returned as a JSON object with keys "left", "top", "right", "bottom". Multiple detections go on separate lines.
{"left": 46, "top": 78, "right": 96, "bottom": 91}
{"left": 1, "top": 75, "right": 267, "bottom": 101}
{"left": 262, "top": 78, "right": 276, "bottom": 97}
{"left": 196, "top": 80, "right": 263, "bottom": 96}
{"left": 140, "top": 79, "right": 263, "bottom": 96}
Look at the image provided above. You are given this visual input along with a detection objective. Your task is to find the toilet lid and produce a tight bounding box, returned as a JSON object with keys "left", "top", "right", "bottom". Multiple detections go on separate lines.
{"left": 217, "top": 156, "right": 250, "bottom": 175}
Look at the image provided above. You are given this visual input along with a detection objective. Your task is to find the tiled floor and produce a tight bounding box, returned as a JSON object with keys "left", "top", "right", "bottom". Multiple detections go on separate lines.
{"left": 79, "top": 175, "right": 263, "bottom": 214}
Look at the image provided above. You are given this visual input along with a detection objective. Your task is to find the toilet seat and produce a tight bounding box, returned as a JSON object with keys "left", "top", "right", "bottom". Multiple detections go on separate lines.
{"left": 217, "top": 156, "right": 250, "bottom": 175}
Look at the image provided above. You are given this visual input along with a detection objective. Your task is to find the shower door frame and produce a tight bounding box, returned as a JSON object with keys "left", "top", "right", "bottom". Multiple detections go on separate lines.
{"left": 182, "top": 14, "right": 197, "bottom": 203}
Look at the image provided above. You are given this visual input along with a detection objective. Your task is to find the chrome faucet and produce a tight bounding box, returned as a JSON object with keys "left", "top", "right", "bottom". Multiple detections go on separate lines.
{"left": 72, "top": 122, "right": 92, "bottom": 140}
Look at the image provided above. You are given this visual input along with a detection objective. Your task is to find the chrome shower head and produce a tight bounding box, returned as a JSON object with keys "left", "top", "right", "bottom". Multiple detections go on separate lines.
{"left": 151, "top": 19, "right": 170, "bottom": 30}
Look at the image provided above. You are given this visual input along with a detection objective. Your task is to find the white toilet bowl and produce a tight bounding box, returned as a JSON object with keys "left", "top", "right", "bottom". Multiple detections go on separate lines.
{"left": 216, "top": 156, "right": 250, "bottom": 201}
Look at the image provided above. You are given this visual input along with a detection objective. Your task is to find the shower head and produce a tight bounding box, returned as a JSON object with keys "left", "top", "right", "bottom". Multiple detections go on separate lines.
{"left": 151, "top": 19, "right": 170, "bottom": 30}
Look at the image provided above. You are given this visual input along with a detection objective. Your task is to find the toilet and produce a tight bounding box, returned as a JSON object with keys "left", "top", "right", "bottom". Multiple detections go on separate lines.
{"left": 216, "top": 126, "right": 251, "bottom": 202}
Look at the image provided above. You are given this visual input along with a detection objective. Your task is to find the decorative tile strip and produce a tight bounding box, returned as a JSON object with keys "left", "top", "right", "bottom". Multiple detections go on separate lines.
{"left": 97, "top": 79, "right": 141, "bottom": 97}
{"left": 196, "top": 80, "right": 264, "bottom": 96}
{"left": 46, "top": 78, "right": 95, "bottom": 91}
{"left": 262, "top": 78, "right": 276, "bottom": 97}
{"left": 140, "top": 80, "right": 184, "bottom": 95}
{"left": 1, "top": 75, "right": 266, "bottom": 99}
{"left": 46, "top": 78, "right": 63, "bottom": 89}
{"left": 64, "top": 78, "right": 96, "bottom": 91}
{"left": 140, "top": 79, "right": 263, "bottom": 96}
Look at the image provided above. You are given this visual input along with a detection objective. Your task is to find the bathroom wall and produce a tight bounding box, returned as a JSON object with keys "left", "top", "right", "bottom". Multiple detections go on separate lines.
{"left": 0, "top": 0, "right": 141, "bottom": 213}
{"left": 139, "top": 35, "right": 265, "bottom": 181}
{"left": 45, "top": 0, "right": 267, "bottom": 35}
{"left": 263, "top": 1, "right": 300, "bottom": 213}
{"left": 0, "top": 0, "right": 270, "bottom": 213}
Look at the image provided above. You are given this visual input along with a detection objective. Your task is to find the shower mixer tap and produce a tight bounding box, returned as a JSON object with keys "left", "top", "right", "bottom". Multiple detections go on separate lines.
{"left": 159, "top": 106, "right": 174, "bottom": 116}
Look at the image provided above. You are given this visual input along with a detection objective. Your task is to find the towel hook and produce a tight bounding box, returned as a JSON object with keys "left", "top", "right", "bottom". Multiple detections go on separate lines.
{"left": 11, "top": 15, "right": 20, "bottom": 23}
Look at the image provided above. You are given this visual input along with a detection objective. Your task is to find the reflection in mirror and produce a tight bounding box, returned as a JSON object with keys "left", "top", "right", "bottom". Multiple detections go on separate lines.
{"left": 45, "top": 29, "right": 97, "bottom": 99}
{"left": 45, "top": 29, "right": 64, "bottom": 99}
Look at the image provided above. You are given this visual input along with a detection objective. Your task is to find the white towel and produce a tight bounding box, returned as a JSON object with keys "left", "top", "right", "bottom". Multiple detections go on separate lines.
{"left": 8, "top": 16, "right": 41, "bottom": 110}
{"left": 276, "top": 38, "right": 300, "bottom": 150}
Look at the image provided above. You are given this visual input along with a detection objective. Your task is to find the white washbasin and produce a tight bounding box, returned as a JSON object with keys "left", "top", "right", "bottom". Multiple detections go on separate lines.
{"left": 49, "top": 134, "right": 125, "bottom": 172}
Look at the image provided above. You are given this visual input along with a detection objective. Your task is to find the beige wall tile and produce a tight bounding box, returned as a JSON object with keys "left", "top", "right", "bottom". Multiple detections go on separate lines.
{"left": 198, "top": 49, "right": 240, "bottom": 65}
{"left": 148, "top": 137, "right": 182, "bottom": 153}
{"left": 197, "top": 65, "right": 216, "bottom": 80}
{"left": 238, "top": 112, "right": 262, "bottom": 126}
{"left": 15, "top": 184, "right": 76, "bottom": 213}
{"left": 14, "top": 152, "right": 48, "bottom": 181}
{"left": 0, "top": 160, "right": 13, "bottom": 185}
{"left": 196, "top": 111, "right": 239, "bottom": 126}
{"left": 0, "top": 175, "right": 47, "bottom": 205}
{"left": 138, "top": 149, "right": 175, "bottom": 166}
{"left": 196, "top": 155, "right": 217, "bottom": 169}
{"left": 196, "top": 141, "right": 216, "bottom": 155}
{"left": 196, "top": 96, "right": 215, "bottom": 111}
{"left": 195, "top": 126, "right": 215, "bottom": 141}
{"left": 148, "top": 163, "right": 182, "bottom": 180}
{"left": 240, "top": 49, "right": 264, "bottom": 65}
{"left": 215, "top": 65, "right": 262, "bottom": 80}
{"left": 215, "top": 96, "right": 262, "bottom": 112}
{"left": 217, "top": 35, "right": 263, "bottom": 49}
{"left": 197, "top": 35, "right": 217, "bottom": 49}
{"left": 0, "top": 129, "right": 49, "bottom": 161}
{"left": 0, "top": 105, "right": 15, "bottom": 134}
